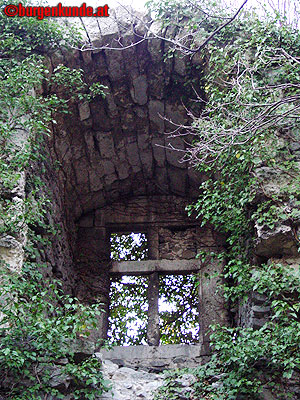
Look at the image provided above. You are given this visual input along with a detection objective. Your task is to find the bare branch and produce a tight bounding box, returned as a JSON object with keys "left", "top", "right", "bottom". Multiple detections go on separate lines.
{"left": 75, "top": 0, "right": 248, "bottom": 56}
{"left": 190, "top": 0, "right": 249, "bottom": 54}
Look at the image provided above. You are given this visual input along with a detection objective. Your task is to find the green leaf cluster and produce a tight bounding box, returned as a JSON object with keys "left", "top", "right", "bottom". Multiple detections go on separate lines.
{"left": 0, "top": 3, "right": 109, "bottom": 398}
{"left": 0, "top": 266, "right": 110, "bottom": 399}
{"left": 149, "top": 0, "right": 300, "bottom": 398}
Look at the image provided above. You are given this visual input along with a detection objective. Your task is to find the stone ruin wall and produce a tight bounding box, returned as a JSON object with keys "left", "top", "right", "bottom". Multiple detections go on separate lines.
{"left": 1, "top": 8, "right": 300, "bottom": 378}
{"left": 31, "top": 8, "right": 232, "bottom": 355}
{"left": 38, "top": 10, "right": 220, "bottom": 350}
{"left": 34, "top": 9, "right": 207, "bottom": 300}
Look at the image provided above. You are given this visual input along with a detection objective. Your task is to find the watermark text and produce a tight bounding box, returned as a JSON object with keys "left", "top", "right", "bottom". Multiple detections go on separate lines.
{"left": 3, "top": 3, "right": 109, "bottom": 19}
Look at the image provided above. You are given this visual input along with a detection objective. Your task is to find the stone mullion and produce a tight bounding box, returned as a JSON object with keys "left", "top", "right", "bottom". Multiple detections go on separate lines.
{"left": 146, "top": 227, "right": 160, "bottom": 346}
{"left": 198, "top": 257, "right": 229, "bottom": 355}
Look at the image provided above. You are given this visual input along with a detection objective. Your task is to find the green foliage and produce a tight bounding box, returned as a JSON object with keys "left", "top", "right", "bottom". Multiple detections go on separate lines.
{"left": 187, "top": 146, "right": 257, "bottom": 252}
{"left": 109, "top": 274, "right": 148, "bottom": 345}
{"left": 110, "top": 233, "right": 148, "bottom": 261}
{"left": 0, "top": 266, "right": 110, "bottom": 399}
{"left": 159, "top": 274, "right": 199, "bottom": 345}
{"left": 156, "top": 323, "right": 300, "bottom": 399}
{"left": 109, "top": 273, "right": 200, "bottom": 346}
{"left": 0, "top": 0, "right": 79, "bottom": 59}
{"left": 148, "top": 0, "right": 300, "bottom": 398}
{"left": 0, "top": 4, "right": 109, "bottom": 398}
{"left": 109, "top": 233, "right": 148, "bottom": 345}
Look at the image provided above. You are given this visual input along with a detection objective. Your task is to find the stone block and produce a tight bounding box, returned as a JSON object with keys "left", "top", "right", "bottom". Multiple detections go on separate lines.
{"left": 138, "top": 133, "right": 151, "bottom": 151}
{"left": 110, "top": 259, "right": 201, "bottom": 275}
{"left": 71, "top": 142, "right": 85, "bottom": 160}
{"left": 90, "top": 101, "right": 112, "bottom": 131}
{"left": 252, "top": 292, "right": 268, "bottom": 305}
{"left": 112, "top": 82, "right": 132, "bottom": 108}
{"left": 106, "top": 50, "right": 125, "bottom": 81}
{"left": 147, "top": 30, "right": 163, "bottom": 63}
{"left": 89, "top": 169, "right": 104, "bottom": 192}
{"left": 252, "top": 305, "right": 271, "bottom": 314}
{"left": 252, "top": 317, "right": 268, "bottom": 329}
{"left": 116, "top": 161, "right": 130, "bottom": 180}
{"left": 101, "top": 159, "right": 115, "bottom": 176}
{"left": 126, "top": 141, "right": 141, "bottom": 169}
{"left": 0, "top": 235, "right": 24, "bottom": 273}
{"left": 121, "top": 111, "right": 137, "bottom": 134}
{"left": 149, "top": 100, "right": 164, "bottom": 133}
{"left": 140, "top": 150, "right": 153, "bottom": 178}
{"left": 289, "top": 141, "right": 300, "bottom": 151}
{"left": 78, "top": 101, "right": 91, "bottom": 121}
{"left": 255, "top": 223, "right": 298, "bottom": 257}
{"left": 50, "top": 50, "right": 64, "bottom": 68}
{"left": 131, "top": 75, "right": 148, "bottom": 105}
{"left": 105, "top": 90, "right": 119, "bottom": 118}
{"left": 260, "top": 388, "right": 276, "bottom": 400}
{"left": 198, "top": 261, "right": 229, "bottom": 348}
{"left": 82, "top": 49, "right": 93, "bottom": 65}
{"left": 96, "top": 132, "right": 116, "bottom": 159}
{"left": 152, "top": 137, "right": 166, "bottom": 167}
{"left": 104, "top": 172, "right": 118, "bottom": 186}
{"left": 165, "top": 136, "right": 186, "bottom": 168}
{"left": 148, "top": 65, "right": 165, "bottom": 99}
{"left": 99, "top": 344, "right": 203, "bottom": 370}
{"left": 165, "top": 103, "right": 186, "bottom": 129}
{"left": 174, "top": 52, "right": 186, "bottom": 76}
{"left": 74, "top": 161, "right": 89, "bottom": 185}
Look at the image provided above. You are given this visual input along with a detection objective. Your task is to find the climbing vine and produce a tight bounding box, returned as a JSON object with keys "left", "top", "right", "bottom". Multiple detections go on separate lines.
{"left": 0, "top": 2, "right": 108, "bottom": 398}
{"left": 1, "top": 0, "right": 300, "bottom": 398}
{"left": 149, "top": 0, "right": 300, "bottom": 398}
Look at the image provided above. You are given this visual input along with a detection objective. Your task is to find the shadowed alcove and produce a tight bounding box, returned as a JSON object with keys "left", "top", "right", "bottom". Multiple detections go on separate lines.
{"left": 42, "top": 13, "right": 229, "bottom": 367}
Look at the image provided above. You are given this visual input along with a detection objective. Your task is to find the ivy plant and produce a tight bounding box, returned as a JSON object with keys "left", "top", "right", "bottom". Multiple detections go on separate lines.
{"left": 149, "top": 0, "right": 300, "bottom": 398}
{"left": 0, "top": 1, "right": 108, "bottom": 398}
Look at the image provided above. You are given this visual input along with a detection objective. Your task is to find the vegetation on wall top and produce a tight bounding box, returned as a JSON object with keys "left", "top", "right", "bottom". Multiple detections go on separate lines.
{"left": 146, "top": 0, "right": 300, "bottom": 398}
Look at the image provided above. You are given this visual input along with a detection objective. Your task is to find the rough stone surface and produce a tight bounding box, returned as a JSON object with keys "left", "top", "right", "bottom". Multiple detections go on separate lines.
{"left": 1, "top": 7, "right": 300, "bottom": 400}
{"left": 99, "top": 360, "right": 164, "bottom": 400}
{"left": 48, "top": 13, "right": 204, "bottom": 220}
{"left": 73, "top": 193, "right": 227, "bottom": 342}
{"left": 78, "top": 101, "right": 91, "bottom": 121}
{"left": 239, "top": 292, "right": 271, "bottom": 329}
{"left": 97, "top": 344, "right": 203, "bottom": 371}
{"left": 3, "top": 10, "right": 300, "bottom": 399}
{"left": 0, "top": 235, "right": 25, "bottom": 273}
{"left": 255, "top": 222, "right": 298, "bottom": 257}
{"left": 110, "top": 259, "right": 202, "bottom": 275}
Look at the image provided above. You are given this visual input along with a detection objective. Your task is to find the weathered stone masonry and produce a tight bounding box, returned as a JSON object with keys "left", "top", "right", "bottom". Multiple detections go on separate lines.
{"left": 5, "top": 8, "right": 300, "bottom": 374}
{"left": 1, "top": 9, "right": 300, "bottom": 400}
{"left": 76, "top": 196, "right": 228, "bottom": 348}
{"left": 32, "top": 9, "right": 230, "bottom": 356}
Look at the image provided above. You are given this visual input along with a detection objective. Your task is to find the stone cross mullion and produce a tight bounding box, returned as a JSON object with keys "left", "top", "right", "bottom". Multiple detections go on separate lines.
{"left": 147, "top": 227, "right": 160, "bottom": 346}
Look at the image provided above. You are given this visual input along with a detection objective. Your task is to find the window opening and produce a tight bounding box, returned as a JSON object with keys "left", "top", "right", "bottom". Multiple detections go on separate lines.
{"left": 110, "top": 232, "right": 148, "bottom": 261}
{"left": 109, "top": 275, "right": 148, "bottom": 345}
{"left": 159, "top": 274, "right": 199, "bottom": 344}
{"left": 108, "top": 232, "right": 200, "bottom": 346}
{"left": 108, "top": 232, "right": 148, "bottom": 345}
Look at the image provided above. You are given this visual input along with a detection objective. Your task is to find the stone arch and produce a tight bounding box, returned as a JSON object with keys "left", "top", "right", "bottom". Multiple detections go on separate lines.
{"left": 42, "top": 12, "right": 229, "bottom": 355}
